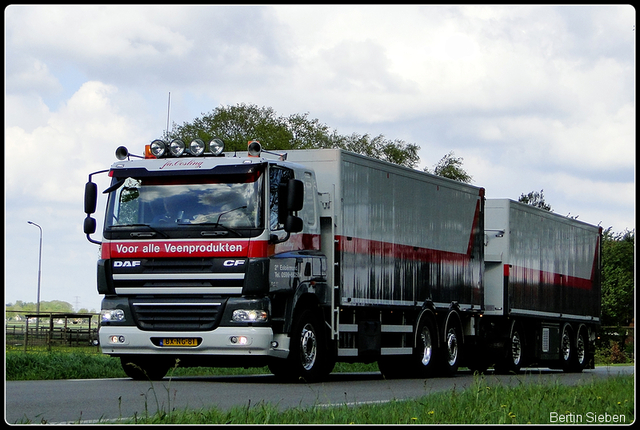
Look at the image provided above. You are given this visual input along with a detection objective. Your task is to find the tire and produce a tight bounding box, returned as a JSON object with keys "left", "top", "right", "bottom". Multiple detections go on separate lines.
{"left": 287, "top": 309, "right": 333, "bottom": 382}
{"left": 414, "top": 314, "right": 438, "bottom": 378}
{"left": 120, "top": 356, "right": 169, "bottom": 380}
{"left": 560, "top": 323, "right": 574, "bottom": 372}
{"left": 377, "top": 315, "right": 438, "bottom": 379}
{"left": 440, "top": 312, "right": 462, "bottom": 376}
{"left": 571, "top": 325, "right": 589, "bottom": 372}
{"left": 495, "top": 322, "right": 524, "bottom": 374}
{"left": 268, "top": 357, "right": 295, "bottom": 381}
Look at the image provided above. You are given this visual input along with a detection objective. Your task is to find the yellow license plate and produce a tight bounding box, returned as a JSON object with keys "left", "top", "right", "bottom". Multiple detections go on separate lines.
{"left": 161, "top": 338, "right": 198, "bottom": 347}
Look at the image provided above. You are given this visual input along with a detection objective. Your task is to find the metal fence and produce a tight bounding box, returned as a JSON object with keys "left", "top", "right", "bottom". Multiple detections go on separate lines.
{"left": 5, "top": 311, "right": 99, "bottom": 350}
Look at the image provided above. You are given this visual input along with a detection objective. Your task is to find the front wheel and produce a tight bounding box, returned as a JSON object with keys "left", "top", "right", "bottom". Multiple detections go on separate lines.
{"left": 287, "top": 309, "right": 333, "bottom": 382}
{"left": 120, "top": 356, "right": 170, "bottom": 380}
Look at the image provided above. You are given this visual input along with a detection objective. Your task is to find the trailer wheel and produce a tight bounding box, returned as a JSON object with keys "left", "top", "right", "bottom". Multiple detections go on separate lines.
{"left": 495, "top": 321, "right": 524, "bottom": 374}
{"left": 560, "top": 323, "right": 575, "bottom": 372}
{"left": 288, "top": 309, "right": 332, "bottom": 382}
{"left": 120, "top": 356, "right": 169, "bottom": 381}
{"left": 571, "top": 325, "right": 589, "bottom": 372}
{"left": 441, "top": 312, "right": 462, "bottom": 376}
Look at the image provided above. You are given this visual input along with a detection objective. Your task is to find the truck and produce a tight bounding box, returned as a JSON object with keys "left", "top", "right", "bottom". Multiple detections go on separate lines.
{"left": 83, "top": 138, "right": 601, "bottom": 381}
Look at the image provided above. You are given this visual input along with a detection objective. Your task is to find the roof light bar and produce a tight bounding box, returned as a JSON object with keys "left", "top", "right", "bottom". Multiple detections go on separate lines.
{"left": 141, "top": 138, "right": 226, "bottom": 159}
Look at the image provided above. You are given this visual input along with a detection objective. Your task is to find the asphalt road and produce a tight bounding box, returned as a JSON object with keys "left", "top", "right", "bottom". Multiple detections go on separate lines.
{"left": 5, "top": 366, "right": 634, "bottom": 424}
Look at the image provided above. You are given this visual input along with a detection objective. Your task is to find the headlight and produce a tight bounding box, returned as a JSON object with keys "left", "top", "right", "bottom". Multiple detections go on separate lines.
{"left": 189, "top": 139, "right": 205, "bottom": 156}
{"left": 101, "top": 309, "right": 125, "bottom": 323}
{"left": 169, "top": 139, "right": 186, "bottom": 157}
{"left": 149, "top": 139, "right": 167, "bottom": 158}
{"left": 232, "top": 309, "right": 268, "bottom": 323}
{"left": 209, "top": 138, "right": 225, "bottom": 156}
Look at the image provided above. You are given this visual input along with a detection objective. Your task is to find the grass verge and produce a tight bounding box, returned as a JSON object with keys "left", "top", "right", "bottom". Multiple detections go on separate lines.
{"left": 106, "top": 374, "right": 635, "bottom": 424}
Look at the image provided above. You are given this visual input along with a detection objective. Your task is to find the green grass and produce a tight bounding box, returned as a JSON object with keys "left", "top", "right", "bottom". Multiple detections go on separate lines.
{"left": 5, "top": 346, "right": 377, "bottom": 380}
{"left": 109, "top": 373, "right": 636, "bottom": 424}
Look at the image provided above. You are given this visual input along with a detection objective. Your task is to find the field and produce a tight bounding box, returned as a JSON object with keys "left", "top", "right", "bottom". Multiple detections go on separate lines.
{"left": 6, "top": 347, "right": 634, "bottom": 424}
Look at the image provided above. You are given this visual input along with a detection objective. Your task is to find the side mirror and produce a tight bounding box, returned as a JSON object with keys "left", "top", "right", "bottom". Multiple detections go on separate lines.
{"left": 284, "top": 215, "right": 303, "bottom": 233}
{"left": 84, "top": 181, "right": 98, "bottom": 214}
{"left": 278, "top": 179, "right": 304, "bottom": 224}
{"left": 84, "top": 216, "right": 97, "bottom": 235}
{"left": 286, "top": 179, "right": 304, "bottom": 212}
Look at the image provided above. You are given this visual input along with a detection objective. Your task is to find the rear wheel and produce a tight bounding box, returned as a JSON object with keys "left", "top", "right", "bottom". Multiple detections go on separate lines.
{"left": 440, "top": 312, "right": 462, "bottom": 376}
{"left": 560, "top": 323, "right": 575, "bottom": 372}
{"left": 495, "top": 322, "right": 524, "bottom": 374}
{"left": 379, "top": 314, "right": 437, "bottom": 379}
{"left": 571, "top": 325, "right": 589, "bottom": 372}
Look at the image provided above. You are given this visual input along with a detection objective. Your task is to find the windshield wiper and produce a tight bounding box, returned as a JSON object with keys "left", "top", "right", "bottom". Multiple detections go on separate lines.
{"left": 110, "top": 223, "right": 169, "bottom": 238}
{"left": 194, "top": 206, "right": 248, "bottom": 236}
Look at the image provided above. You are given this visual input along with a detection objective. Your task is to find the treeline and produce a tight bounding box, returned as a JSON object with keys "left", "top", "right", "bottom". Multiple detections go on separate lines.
{"left": 5, "top": 300, "right": 97, "bottom": 317}
{"left": 165, "top": 103, "right": 420, "bottom": 169}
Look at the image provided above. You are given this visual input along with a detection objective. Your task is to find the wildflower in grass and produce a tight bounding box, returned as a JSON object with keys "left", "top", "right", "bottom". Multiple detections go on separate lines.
{"left": 428, "top": 411, "right": 434, "bottom": 416}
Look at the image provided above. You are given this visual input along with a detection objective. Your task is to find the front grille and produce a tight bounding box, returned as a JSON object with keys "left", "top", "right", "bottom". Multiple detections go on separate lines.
{"left": 130, "top": 297, "right": 226, "bottom": 331}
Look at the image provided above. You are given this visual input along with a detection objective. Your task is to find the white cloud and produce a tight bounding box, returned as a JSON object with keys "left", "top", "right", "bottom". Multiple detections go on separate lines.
{"left": 5, "top": 81, "right": 138, "bottom": 203}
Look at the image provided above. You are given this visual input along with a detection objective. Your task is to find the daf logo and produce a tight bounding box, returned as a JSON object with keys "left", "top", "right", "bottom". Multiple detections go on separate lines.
{"left": 223, "top": 260, "right": 245, "bottom": 267}
{"left": 114, "top": 260, "right": 141, "bottom": 268}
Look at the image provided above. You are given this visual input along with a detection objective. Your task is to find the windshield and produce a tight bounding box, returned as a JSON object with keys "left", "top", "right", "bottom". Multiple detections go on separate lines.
{"left": 105, "top": 173, "right": 263, "bottom": 232}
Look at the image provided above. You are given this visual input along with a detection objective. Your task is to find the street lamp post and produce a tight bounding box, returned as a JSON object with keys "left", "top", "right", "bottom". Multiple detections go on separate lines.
{"left": 27, "top": 221, "right": 42, "bottom": 331}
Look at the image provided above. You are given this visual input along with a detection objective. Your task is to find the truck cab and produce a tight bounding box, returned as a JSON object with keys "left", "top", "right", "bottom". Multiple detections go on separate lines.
{"left": 84, "top": 139, "right": 332, "bottom": 380}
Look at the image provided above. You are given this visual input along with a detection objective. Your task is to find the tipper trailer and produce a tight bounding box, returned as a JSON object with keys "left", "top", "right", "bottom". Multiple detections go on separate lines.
{"left": 84, "top": 140, "right": 601, "bottom": 381}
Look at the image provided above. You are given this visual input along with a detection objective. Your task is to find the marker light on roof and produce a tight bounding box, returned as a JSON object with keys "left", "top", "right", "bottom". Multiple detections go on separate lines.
{"left": 169, "top": 139, "right": 186, "bottom": 157}
{"left": 189, "top": 139, "right": 205, "bottom": 156}
{"left": 209, "top": 138, "right": 225, "bottom": 156}
{"left": 149, "top": 140, "right": 167, "bottom": 158}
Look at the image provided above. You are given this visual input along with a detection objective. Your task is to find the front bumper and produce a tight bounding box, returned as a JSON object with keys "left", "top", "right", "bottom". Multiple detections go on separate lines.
{"left": 99, "top": 325, "right": 287, "bottom": 357}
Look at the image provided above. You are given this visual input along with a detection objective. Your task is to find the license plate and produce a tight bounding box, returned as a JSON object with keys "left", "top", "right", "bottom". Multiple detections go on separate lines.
{"left": 161, "top": 338, "right": 198, "bottom": 347}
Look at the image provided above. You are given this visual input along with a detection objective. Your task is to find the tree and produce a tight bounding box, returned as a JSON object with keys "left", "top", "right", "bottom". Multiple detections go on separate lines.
{"left": 518, "top": 189, "right": 552, "bottom": 211}
{"left": 424, "top": 151, "right": 473, "bottom": 183}
{"left": 168, "top": 104, "right": 292, "bottom": 153}
{"left": 166, "top": 103, "right": 421, "bottom": 168}
{"left": 336, "top": 133, "right": 420, "bottom": 168}
{"left": 600, "top": 228, "right": 635, "bottom": 327}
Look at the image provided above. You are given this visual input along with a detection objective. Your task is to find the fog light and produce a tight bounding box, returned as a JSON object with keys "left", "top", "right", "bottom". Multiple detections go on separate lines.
{"left": 230, "top": 335, "right": 249, "bottom": 345}
{"left": 232, "top": 309, "right": 268, "bottom": 322}
{"left": 108, "top": 335, "right": 126, "bottom": 344}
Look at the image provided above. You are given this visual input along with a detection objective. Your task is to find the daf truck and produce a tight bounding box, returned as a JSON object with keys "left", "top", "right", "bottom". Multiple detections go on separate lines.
{"left": 83, "top": 139, "right": 601, "bottom": 381}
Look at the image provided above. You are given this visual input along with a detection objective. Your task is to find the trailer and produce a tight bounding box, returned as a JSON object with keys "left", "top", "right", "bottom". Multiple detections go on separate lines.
{"left": 480, "top": 199, "right": 601, "bottom": 373}
{"left": 83, "top": 140, "right": 600, "bottom": 381}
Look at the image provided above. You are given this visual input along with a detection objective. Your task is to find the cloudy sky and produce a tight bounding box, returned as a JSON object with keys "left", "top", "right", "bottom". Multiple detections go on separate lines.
{"left": 4, "top": 5, "right": 635, "bottom": 311}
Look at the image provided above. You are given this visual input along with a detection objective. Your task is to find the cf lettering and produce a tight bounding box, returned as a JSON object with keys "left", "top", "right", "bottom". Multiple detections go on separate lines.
{"left": 223, "top": 260, "right": 245, "bottom": 267}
